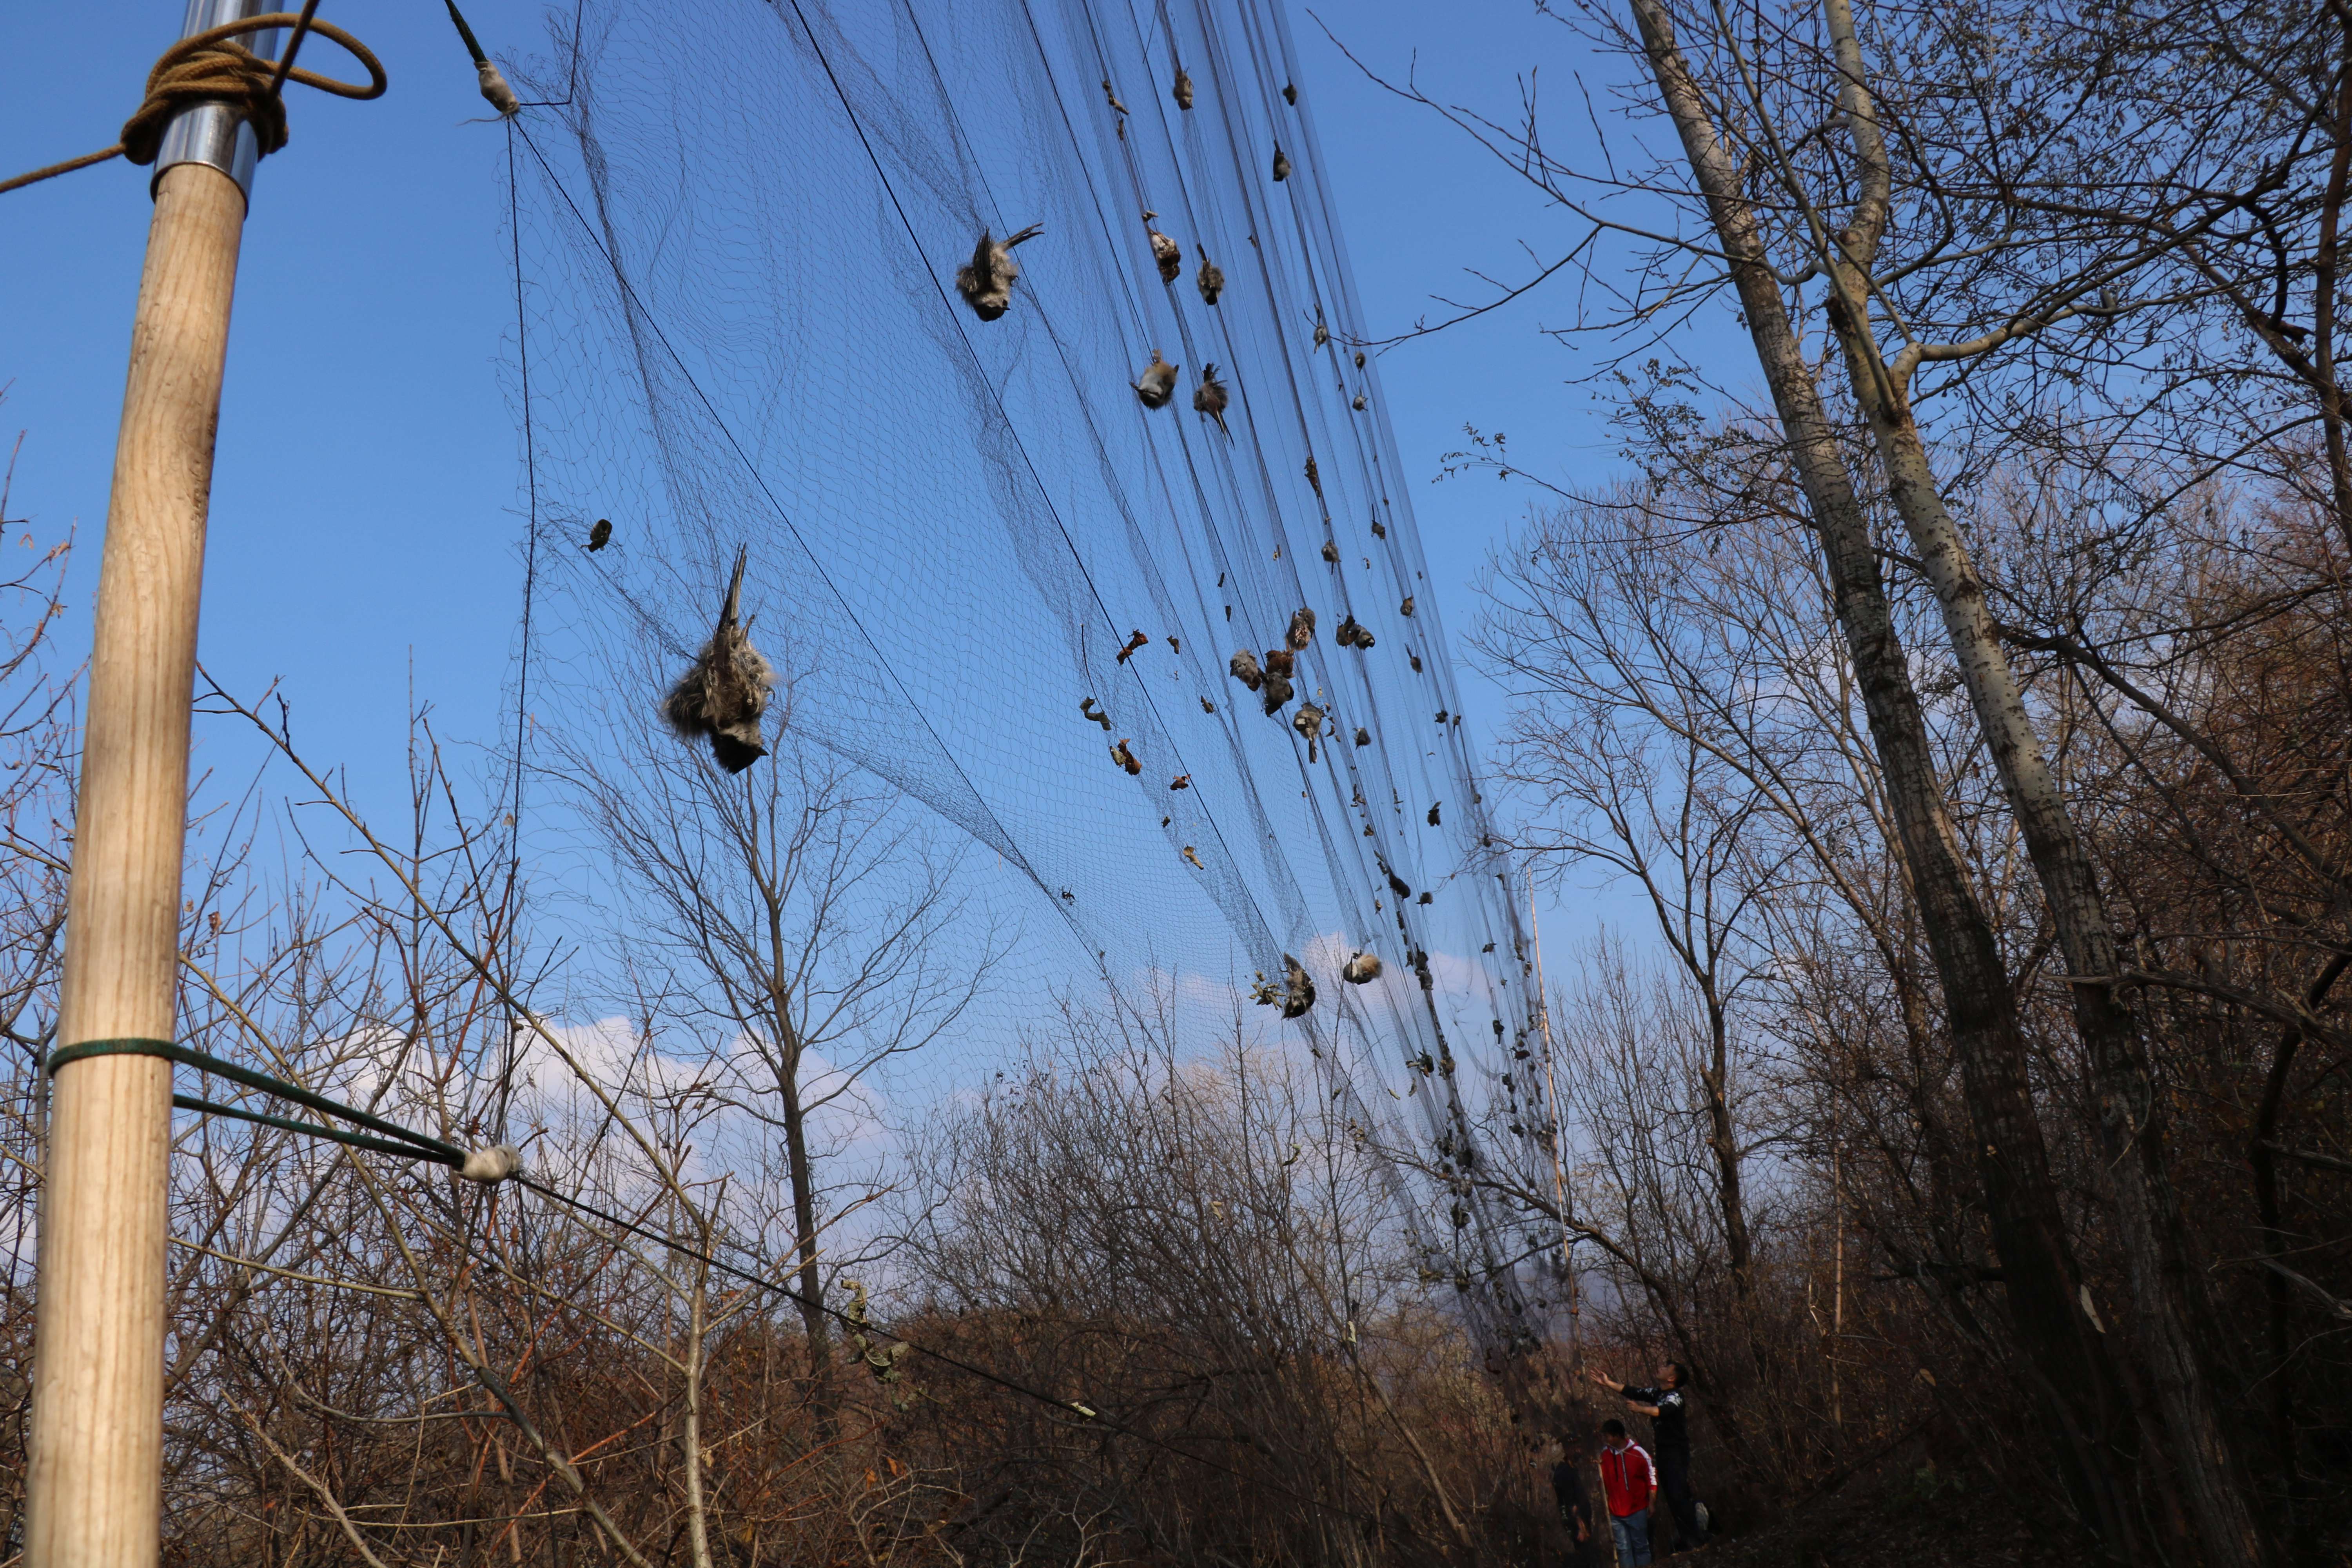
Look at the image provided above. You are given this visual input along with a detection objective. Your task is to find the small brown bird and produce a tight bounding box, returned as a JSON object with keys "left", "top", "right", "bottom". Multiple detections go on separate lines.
{"left": 1135, "top": 351, "right": 1179, "bottom": 408}
{"left": 1111, "top": 739, "right": 1141, "bottom": 775}
{"left": 1171, "top": 774, "right": 1191, "bottom": 789}
{"left": 1194, "top": 365, "right": 1231, "bottom": 434}
{"left": 587, "top": 518, "right": 612, "bottom": 552}
{"left": 1372, "top": 520, "right": 1388, "bottom": 538}
{"left": 1417, "top": 891, "right": 1434, "bottom": 906}
{"left": 1264, "top": 647, "right": 1296, "bottom": 679}
{"left": 1196, "top": 247, "right": 1225, "bottom": 305}
{"left": 1102, "top": 79, "right": 1128, "bottom": 114}
{"left": 1322, "top": 540, "right": 1339, "bottom": 563}
{"left": 1293, "top": 702, "right": 1325, "bottom": 762}
{"left": 1312, "top": 312, "right": 1330, "bottom": 349}
{"left": 1343, "top": 951, "right": 1383, "bottom": 984}
{"left": 1409, "top": 652, "right": 1422, "bottom": 671}
{"left": 1183, "top": 845, "right": 1204, "bottom": 869}
{"left": 1287, "top": 608, "right": 1317, "bottom": 649}
{"left": 1303, "top": 455, "right": 1321, "bottom": 496}
{"left": 1354, "top": 726, "right": 1370, "bottom": 746}
{"left": 1229, "top": 649, "right": 1264, "bottom": 691}
{"left": 1279, "top": 953, "right": 1315, "bottom": 1018}
{"left": 1427, "top": 800, "right": 1442, "bottom": 826}
{"left": 1173, "top": 67, "right": 1194, "bottom": 109}
{"left": 1283, "top": 81, "right": 1298, "bottom": 105}
{"left": 1145, "top": 215, "right": 1181, "bottom": 282}
{"left": 954, "top": 224, "right": 1044, "bottom": 320}
{"left": 1272, "top": 144, "right": 1292, "bottom": 181}
{"left": 1079, "top": 696, "right": 1112, "bottom": 730}
{"left": 662, "top": 547, "right": 775, "bottom": 774}
{"left": 1261, "top": 670, "right": 1294, "bottom": 713}
{"left": 1115, "top": 628, "right": 1149, "bottom": 663}
{"left": 1200, "top": 695, "right": 1216, "bottom": 714}
{"left": 1399, "top": 594, "right": 1415, "bottom": 617}
{"left": 1354, "top": 350, "right": 1367, "bottom": 368}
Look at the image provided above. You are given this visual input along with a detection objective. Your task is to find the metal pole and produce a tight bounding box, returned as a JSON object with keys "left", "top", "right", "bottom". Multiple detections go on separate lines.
{"left": 25, "top": 5, "right": 276, "bottom": 1564}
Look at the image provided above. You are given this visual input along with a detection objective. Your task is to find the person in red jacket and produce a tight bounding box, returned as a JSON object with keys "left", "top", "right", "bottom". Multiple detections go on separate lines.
{"left": 1597, "top": 1419, "right": 1656, "bottom": 1567}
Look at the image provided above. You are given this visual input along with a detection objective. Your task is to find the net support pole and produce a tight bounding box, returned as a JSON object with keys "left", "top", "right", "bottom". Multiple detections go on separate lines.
{"left": 25, "top": 5, "right": 275, "bottom": 1563}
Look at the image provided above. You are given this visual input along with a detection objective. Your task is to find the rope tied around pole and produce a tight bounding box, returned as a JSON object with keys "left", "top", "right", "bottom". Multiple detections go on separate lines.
{"left": 46, "top": 1038, "right": 521, "bottom": 1184}
{"left": 0, "top": 14, "right": 385, "bottom": 197}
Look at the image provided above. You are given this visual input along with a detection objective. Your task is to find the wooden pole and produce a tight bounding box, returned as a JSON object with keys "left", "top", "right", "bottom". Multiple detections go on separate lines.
{"left": 24, "top": 150, "right": 250, "bottom": 1568}
{"left": 1528, "top": 865, "right": 1579, "bottom": 1364}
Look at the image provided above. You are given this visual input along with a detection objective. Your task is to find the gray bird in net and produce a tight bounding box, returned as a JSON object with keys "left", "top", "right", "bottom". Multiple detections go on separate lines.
{"left": 1229, "top": 648, "right": 1264, "bottom": 690}
{"left": 1343, "top": 951, "right": 1383, "bottom": 984}
{"left": 954, "top": 224, "right": 1044, "bottom": 321}
{"left": 1272, "top": 143, "right": 1292, "bottom": 181}
{"left": 1194, "top": 364, "right": 1231, "bottom": 434}
{"left": 1136, "top": 350, "right": 1179, "bottom": 408}
{"left": 1145, "top": 214, "right": 1182, "bottom": 283}
{"left": 662, "top": 548, "right": 775, "bottom": 774}
{"left": 1293, "top": 702, "right": 1325, "bottom": 762}
{"left": 1280, "top": 953, "right": 1316, "bottom": 1018}
{"left": 1173, "top": 65, "right": 1194, "bottom": 109}
{"left": 1287, "top": 607, "right": 1318, "bottom": 649}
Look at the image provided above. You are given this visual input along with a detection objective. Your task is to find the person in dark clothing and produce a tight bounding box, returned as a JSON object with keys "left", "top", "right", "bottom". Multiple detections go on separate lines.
{"left": 1592, "top": 1361, "right": 1708, "bottom": 1552}
{"left": 1550, "top": 1436, "right": 1599, "bottom": 1565}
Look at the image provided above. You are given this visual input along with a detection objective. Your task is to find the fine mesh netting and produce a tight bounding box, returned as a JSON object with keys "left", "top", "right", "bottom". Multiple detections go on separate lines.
{"left": 501, "top": 0, "right": 1563, "bottom": 1352}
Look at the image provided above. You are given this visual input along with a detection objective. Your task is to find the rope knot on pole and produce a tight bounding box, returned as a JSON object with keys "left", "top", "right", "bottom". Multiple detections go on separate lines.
{"left": 0, "top": 12, "right": 385, "bottom": 197}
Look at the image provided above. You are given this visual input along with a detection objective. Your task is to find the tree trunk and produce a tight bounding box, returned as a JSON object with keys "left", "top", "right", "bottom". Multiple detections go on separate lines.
{"left": 1621, "top": 0, "right": 2144, "bottom": 1545}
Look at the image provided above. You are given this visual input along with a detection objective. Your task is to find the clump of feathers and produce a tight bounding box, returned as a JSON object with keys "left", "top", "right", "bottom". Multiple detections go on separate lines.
{"left": 1135, "top": 350, "right": 1178, "bottom": 408}
{"left": 955, "top": 224, "right": 1042, "bottom": 321}
{"left": 662, "top": 548, "right": 775, "bottom": 774}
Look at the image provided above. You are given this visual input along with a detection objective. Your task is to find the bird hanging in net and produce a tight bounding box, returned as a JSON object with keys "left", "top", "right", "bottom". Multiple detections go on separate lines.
{"left": 1354, "top": 726, "right": 1371, "bottom": 747}
{"left": 1427, "top": 800, "right": 1443, "bottom": 826}
{"left": 1272, "top": 143, "right": 1292, "bottom": 181}
{"left": 1145, "top": 212, "right": 1181, "bottom": 283}
{"left": 1135, "top": 350, "right": 1179, "bottom": 408}
{"left": 1194, "top": 365, "right": 1231, "bottom": 434}
{"left": 1336, "top": 614, "right": 1374, "bottom": 650}
{"left": 1111, "top": 739, "right": 1142, "bottom": 775}
{"left": 1115, "top": 628, "right": 1150, "bottom": 664}
{"left": 1079, "top": 696, "right": 1112, "bottom": 730}
{"left": 1280, "top": 954, "right": 1316, "bottom": 1018}
{"left": 662, "top": 547, "right": 775, "bottom": 774}
{"left": 1303, "top": 455, "right": 1322, "bottom": 497}
{"left": 1283, "top": 81, "right": 1299, "bottom": 105}
{"left": 1400, "top": 594, "right": 1416, "bottom": 617}
{"left": 1265, "top": 648, "right": 1296, "bottom": 681}
{"left": 1229, "top": 649, "right": 1265, "bottom": 691}
{"left": 1196, "top": 247, "right": 1225, "bottom": 305}
{"left": 1287, "top": 607, "right": 1318, "bottom": 649}
{"left": 1261, "top": 665, "right": 1295, "bottom": 714}
{"left": 954, "top": 224, "right": 1044, "bottom": 321}
{"left": 1293, "top": 702, "right": 1325, "bottom": 762}
{"left": 1312, "top": 309, "right": 1330, "bottom": 349}
{"left": 586, "top": 518, "right": 612, "bottom": 552}
{"left": 1173, "top": 65, "right": 1194, "bottom": 109}
{"left": 1322, "top": 539, "right": 1339, "bottom": 563}
{"left": 1343, "top": 951, "right": 1383, "bottom": 984}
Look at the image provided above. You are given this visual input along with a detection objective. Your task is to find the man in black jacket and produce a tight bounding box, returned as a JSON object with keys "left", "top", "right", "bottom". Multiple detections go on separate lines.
{"left": 1592, "top": 1362, "right": 1708, "bottom": 1552}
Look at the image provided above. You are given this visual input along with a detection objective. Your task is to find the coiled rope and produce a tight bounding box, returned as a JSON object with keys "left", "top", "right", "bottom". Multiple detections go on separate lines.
{"left": 0, "top": 11, "right": 384, "bottom": 197}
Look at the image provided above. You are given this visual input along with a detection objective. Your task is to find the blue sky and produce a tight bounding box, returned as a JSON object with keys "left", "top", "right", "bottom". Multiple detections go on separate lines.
{"left": 0, "top": 2, "right": 1652, "bottom": 987}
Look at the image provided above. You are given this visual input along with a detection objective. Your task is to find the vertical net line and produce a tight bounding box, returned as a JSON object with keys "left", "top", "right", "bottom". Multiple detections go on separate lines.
{"left": 496, "top": 117, "right": 540, "bottom": 1140}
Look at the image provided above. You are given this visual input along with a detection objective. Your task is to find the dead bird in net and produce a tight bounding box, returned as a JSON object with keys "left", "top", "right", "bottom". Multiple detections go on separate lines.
{"left": 1264, "top": 648, "right": 1296, "bottom": 681}
{"left": 1400, "top": 594, "right": 1416, "bottom": 617}
{"left": 1354, "top": 350, "right": 1367, "bottom": 368}
{"left": 1272, "top": 143, "right": 1292, "bottom": 181}
{"left": 1283, "top": 81, "right": 1298, "bottom": 105}
{"left": 1312, "top": 310, "right": 1330, "bottom": 349}
{"left": 1173, "top": 66, "right": 1194, "bottom": 109}
{"left": 1303, "top": 455, "right": 1321, "bottom": 497}
{"left": 1171, "top": 773, "right": 1191, "bottom": 789}
{"left": 1322, "top": 539, "right": 1339, "bottom": 563}
{"left": 1229, "top": 649, "right": 1265, "bottom": 691}
{"left": 1343, "top": 951, "right": 1383, "bottom": 984}
{"left": 1144, "top": 212, "right": 1181, "bottom": 282}
{"left": 1335, "top": 615, "right": 1374, "bottom": 650}
{"left": 1293, "top": 702, "right": 1325, "bottom": 762}
{"left": 1286, "top": 607, "right": 1318, "bottom": 649}
{"left": 1196, "top": 247, "right": 1225, "bottom": 305}
{"left": 1261, "top": 668, "right": 1295, "bottom": 713}
{"left": 1101, "top": 78, "right": 1128, "bottom": 114}
{"left": 1111, "top": 739, "right": 1141, "bottom": 775}
{"left": 1115, "top": 628, "right": 1149, "bottom": 664}
{"left": 1079, "top": 696, "right": 1112, "bottom": 730}
{"left": 1385, "top": 868, "right": 1411, "bottom": 900}
{"left": 1427, "top": 800, "right": 1443, "bottom": 826}
{"left": 954, "top": 224, "right": 1044, "bottom": 321}
{"left": 662, "top": 548, "right": 775, "bottom": 774}
{"left": 586, "top": 518, "right": 612, "bottom": 552}
{"left": 1372, "top": 520, "right": 1388, "bottom": 539}
{"left": 1281, "top": 954, "right": 1316, "bottom": 1016}
{"left": 1353, "top": 394, "right": 1367, "bottom": 411}
{"left": 1194, "top": 365, "right": 1230, "bottom": 434}
{"left": 1354, "top": 726, "right": 1371, "bottom": 746}
{"left": 1134, "top": 350, "right": 1179, "bottom": 408}
{"left": 1183, "top": 844, "right": 1204, "bottom": 869}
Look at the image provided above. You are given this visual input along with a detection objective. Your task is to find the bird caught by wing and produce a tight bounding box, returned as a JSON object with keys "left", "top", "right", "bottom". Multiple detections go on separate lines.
{"left": 586, "top": 518, "right": 612, "bottom": 552}
{"left": 1194, "top": 365, "right": 1231, "bottom": 434}
{"left": 955, "top": 224, "right": 1044, "bottom": 321}
{"left": 1135, "top": 350, "right": 1179, "bottom": 408}
{"left": 662, "top": 547, "right": 775, "bottom": 774}
{"left": 1196, "top": 247, "right": 1225, "bottom": 305}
